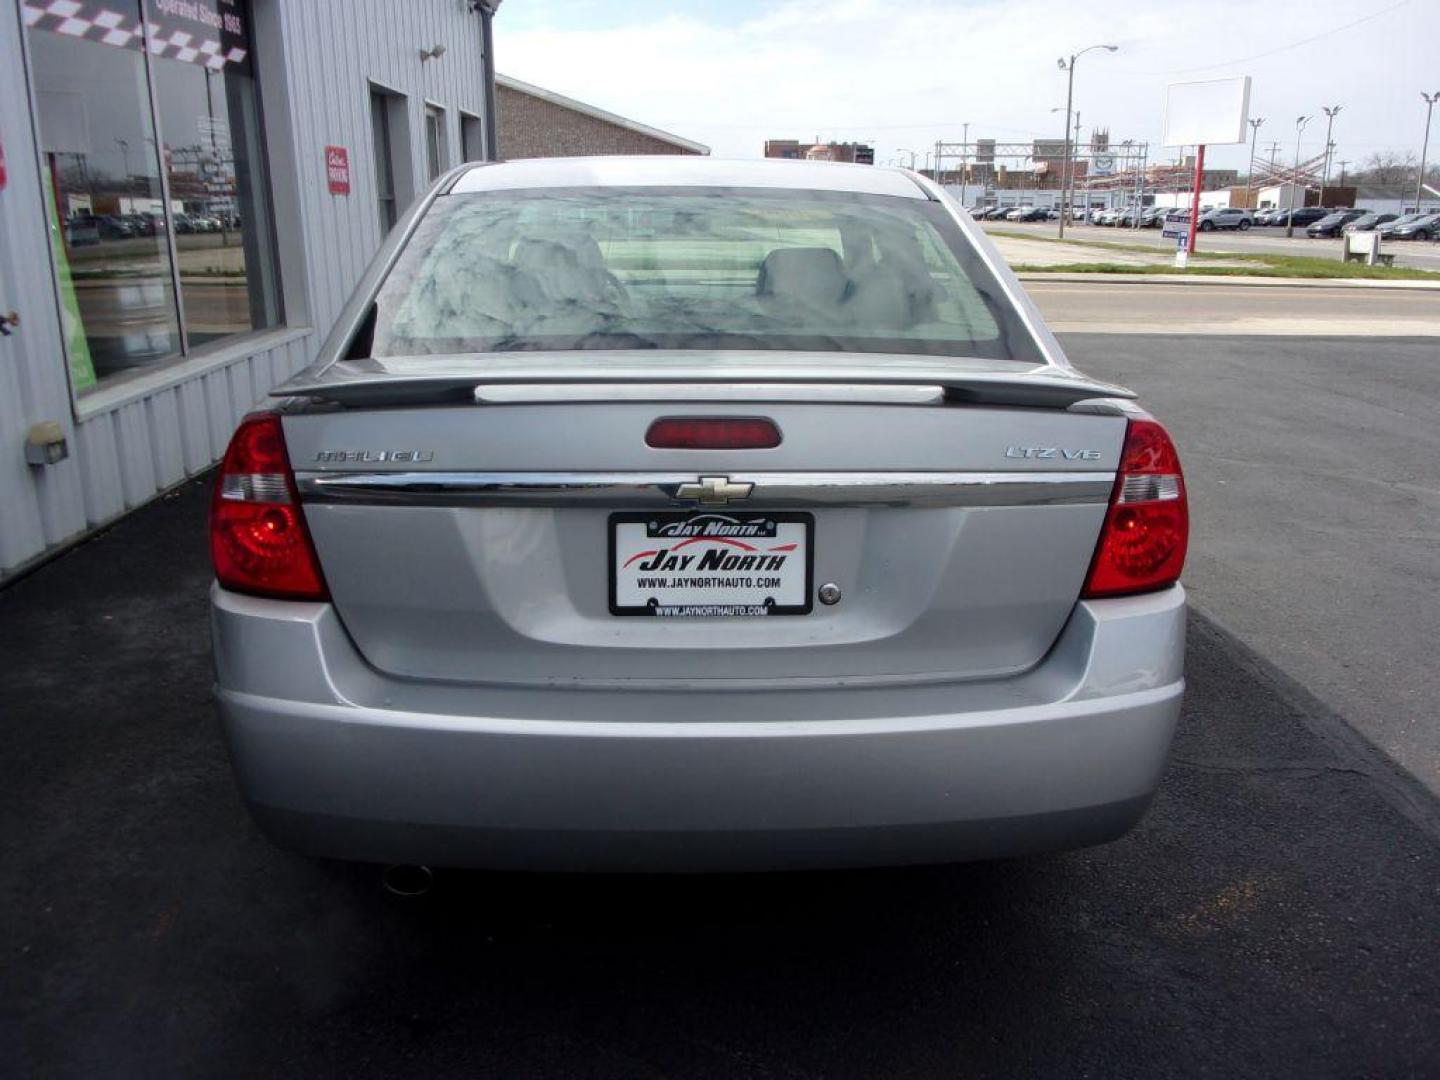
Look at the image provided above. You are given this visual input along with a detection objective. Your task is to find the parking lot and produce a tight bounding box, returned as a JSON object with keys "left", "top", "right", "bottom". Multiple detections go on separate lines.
{"left": 4, "top": 330, "right": 1439, "bottom": 1078}
{"left": 985, "top": 219, "right": 1440, "bottom": 272}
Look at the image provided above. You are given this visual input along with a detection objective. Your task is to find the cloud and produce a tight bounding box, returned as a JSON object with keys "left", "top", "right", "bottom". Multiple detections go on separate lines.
{"left": 497, "top": 0, "right": 1440, "bottom": 171}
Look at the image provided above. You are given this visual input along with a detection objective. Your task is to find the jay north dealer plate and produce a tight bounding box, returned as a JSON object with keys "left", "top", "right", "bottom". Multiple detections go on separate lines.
{"left": 609, "top": 511, "right": 814, "bottom": 616}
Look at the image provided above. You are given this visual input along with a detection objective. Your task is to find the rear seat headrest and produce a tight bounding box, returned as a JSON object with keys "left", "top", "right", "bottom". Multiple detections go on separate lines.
{"left": 755, "top": 247, "right": 849, "bottom": 305}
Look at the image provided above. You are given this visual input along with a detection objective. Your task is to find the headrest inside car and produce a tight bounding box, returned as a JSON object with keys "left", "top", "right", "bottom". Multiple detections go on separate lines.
{"left": 756, "top": 247, "right": 849, "bottom": 305}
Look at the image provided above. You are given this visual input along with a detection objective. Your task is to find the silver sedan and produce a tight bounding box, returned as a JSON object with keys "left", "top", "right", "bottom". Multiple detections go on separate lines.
{"left": 210, "top": 157, "right": 1187, "bottom": 872}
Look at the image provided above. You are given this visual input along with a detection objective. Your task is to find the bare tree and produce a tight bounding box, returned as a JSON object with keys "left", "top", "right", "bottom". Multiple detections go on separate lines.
{"left": 1357, "top": 150, "right": 1417, "bottom": 186}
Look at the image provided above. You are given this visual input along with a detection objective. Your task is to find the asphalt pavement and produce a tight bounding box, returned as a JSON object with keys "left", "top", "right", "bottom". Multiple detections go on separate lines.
{"left": 1066, "top": 335, "right": 1440, "bottom": 795}
{"left": 4, "top": 335, "right": 1440, "bottom": 1078}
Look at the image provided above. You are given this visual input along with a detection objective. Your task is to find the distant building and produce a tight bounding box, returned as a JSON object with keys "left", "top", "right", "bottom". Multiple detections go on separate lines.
{"left": 764, "top": 140, "right": 874, "bottom": 164}
{"left": 497, "top": 75, "right": 709, "bottom": 160}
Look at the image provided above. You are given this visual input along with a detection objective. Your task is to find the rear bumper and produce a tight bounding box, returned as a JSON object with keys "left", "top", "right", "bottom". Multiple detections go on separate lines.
{"left": 212, "top": 584, "right": 1186, "bottom": 871}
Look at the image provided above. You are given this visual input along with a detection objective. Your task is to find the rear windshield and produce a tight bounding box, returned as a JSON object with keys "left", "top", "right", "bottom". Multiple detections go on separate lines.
{"left": 369, "top": 187, "right": 1043, "bottom": 362}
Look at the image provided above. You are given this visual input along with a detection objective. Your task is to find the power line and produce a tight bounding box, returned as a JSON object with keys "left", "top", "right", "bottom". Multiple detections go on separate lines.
{"left": 1117, "top": 0, "right": 1411, "bottom": 76}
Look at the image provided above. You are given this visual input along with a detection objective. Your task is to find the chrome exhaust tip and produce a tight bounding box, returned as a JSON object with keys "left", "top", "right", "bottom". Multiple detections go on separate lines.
{"left": 382, "top": 864, "right": 434, "bottom": 897}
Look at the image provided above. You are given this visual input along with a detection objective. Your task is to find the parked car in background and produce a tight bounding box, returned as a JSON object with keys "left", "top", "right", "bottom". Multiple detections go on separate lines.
{"left": 1140, "top": 207, "right": 1168, "bottom": 228}
{"left": 983, "top": 207, "right": 1011, "bottom": 220}
{"left": 1006, "top": 206, "right": 1048, "bottom": 222}
{"left": 1270, "top": 206, "right": 1330, "bottom": 229}
{"left": 1197, "top": 207, "right": 1251, "bottom": 231}
{"left": 1383, "top": 212, "right": 1440, "bottom": 241}
{"left": 1306, "top": 210, "right": 1364, "bottom": 238}
{"left": 1375, "top": 213, "right": 1425, "bottom": 237}
{"left": 209, "top": 156, "right": 1189, "bottom": 873}
{"left": 1342, "top": 212, "right": 1397, "bottom": 234}
{"left": 96, "top": 214, "right": 137, "bottom": 240}
{"left": 64, "top": 214, "right": 101, "bottom": 247}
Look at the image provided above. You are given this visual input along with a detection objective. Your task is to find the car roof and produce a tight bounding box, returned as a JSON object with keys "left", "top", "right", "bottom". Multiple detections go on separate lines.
{"left": 447, "top": 156, "right": 932, "bottom": 199}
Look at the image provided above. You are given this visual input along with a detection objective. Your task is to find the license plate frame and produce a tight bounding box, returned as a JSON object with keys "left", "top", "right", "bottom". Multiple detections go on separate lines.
{"left": 608, "top": 511, "right": 814, "bottom": 617}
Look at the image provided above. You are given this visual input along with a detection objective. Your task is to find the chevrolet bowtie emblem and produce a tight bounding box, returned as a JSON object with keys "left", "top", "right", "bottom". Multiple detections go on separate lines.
{"left": 674, "top": 476, "right": 753, "bottom": 505}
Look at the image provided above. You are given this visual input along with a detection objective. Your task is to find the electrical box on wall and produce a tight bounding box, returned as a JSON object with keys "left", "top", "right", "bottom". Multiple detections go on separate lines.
{"left": 25, "top": 421, "right": 68, "bottom": 466}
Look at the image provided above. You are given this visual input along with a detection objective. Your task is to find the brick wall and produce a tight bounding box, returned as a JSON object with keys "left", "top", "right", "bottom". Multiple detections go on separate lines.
{"left": 497, "top": 85, "right": 702, "bottom": 159}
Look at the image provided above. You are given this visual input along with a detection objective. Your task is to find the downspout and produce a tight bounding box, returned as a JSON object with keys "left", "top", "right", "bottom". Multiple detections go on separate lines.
{"left": 477, "top": 1, "right": 502, "bottom": 161}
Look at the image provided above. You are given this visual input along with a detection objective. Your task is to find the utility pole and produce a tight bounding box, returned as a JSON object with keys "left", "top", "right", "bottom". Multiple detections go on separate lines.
{"left": 1070, "top": 111, "right": 1082, "bottom": 223}
{"left": 961, "top": 121, "right": 970, "bottom": 202}
{"left": 1286, "top": 115, "right": 1311, "bottom": 238}
{"left": 1338, "top": 159, "right": 1349, "bottom": 187}
{"left": 1319, "top": 105, "right": 1342, "bottom": 204}
{"left": 1055, "top": 43, "right": 1117, "bottom": 238}
{"left": 1419, "top": 92, "right": 1439, "bottom": 214}
{"left": 1243, "top": 117, "right": 1264, "bottom": 207}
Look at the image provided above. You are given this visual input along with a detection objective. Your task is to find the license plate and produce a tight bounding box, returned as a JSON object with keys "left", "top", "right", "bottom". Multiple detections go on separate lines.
{"left": 609, "top": 511, "right": 814, "bottom": 616}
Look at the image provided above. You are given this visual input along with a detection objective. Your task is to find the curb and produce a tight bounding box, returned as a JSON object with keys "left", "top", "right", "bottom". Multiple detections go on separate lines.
{"left": 1016, "top": 272, "right": 1440, "bottom": 290}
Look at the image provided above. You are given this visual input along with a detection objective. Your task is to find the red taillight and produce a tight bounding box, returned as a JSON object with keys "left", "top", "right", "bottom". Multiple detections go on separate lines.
{"left": 1081, "top": 418, "right": 1188, "bottom": 599}
{"left": 645, "top": 417, "right": 782, "bottom": 450}
{"left": 210, "top": 412, "right": 328, "bottom": 601}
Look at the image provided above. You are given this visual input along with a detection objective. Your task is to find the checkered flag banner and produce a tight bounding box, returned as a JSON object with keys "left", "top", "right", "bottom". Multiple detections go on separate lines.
{"left": 22, "top": 0, "right": 251, "bottom": 73}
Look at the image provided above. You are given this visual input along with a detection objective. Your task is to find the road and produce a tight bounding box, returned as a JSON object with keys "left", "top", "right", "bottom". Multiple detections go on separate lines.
{"left": 2, "top": 470, "right": 1438, "bottom": 1078}
{"left": 1065, "top": 335, "right": 1440, "bottom": 796}
{"left": 4, "top": 324, "right": 1440, "bottom": 1076}
{"left": 1028, "top": 279, "right": 1440, "bottom": 335}
{"left": 987, "top": 220, "right": 1440, "bottom": 272}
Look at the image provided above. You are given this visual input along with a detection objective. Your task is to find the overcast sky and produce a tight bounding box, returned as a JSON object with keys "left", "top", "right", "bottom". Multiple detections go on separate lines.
{"left": 498, "top": 0, "right": 1440, "bottom": 175}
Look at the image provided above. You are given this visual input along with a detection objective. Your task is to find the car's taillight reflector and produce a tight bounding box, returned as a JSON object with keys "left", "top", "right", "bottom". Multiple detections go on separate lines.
{"left": 210, "top": 412, "right": 328, "bottom": 601}
{"left": 645, "top": 417, "right": 782, "bottom": 450}
{"left": 1081, "top": 418, "right": 1188, "bottom": 599}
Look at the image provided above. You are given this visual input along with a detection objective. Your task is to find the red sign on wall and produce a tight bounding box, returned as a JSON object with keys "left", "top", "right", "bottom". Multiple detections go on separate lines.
{"left": 325, "top": 146, "right": 350, "bottom": 195}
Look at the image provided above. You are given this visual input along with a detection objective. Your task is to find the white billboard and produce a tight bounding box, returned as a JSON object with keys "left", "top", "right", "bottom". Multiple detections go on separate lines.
{"left": 1163, "top": 77, "right": 1251, "bottom": 147}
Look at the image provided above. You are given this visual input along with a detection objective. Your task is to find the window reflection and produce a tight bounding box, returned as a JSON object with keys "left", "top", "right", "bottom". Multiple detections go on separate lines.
{"left": 153, "top": 53, "right": 280, "bottom": 349}
{"left": 25, "top": 0, "right": 280, "bottom": 395}
{"left": 28, "top": 4, "right": 180, "bottom": 390}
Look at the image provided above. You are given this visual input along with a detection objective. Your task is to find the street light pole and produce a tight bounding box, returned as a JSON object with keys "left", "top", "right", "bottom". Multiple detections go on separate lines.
{"left": 1418, "top": 92, "right": 1440, "bottom": 214}
{"left": 1242, "top": 117, "right": 1264, "bottom": 207}
{"left": 1055, "top": 43, "right": 1116, "bottom": 238}
{"left": 1285, "top": 115, "right": 1311, "bottom": 238}
{"left": 1319, "top": 105, "right": 1342, "bottom": 204}
{"left": 1070, "top": 111, "right": 1082, "bottom": 222}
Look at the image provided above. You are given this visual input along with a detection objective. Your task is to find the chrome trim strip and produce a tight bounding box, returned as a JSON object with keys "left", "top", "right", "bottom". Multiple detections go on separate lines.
{"left": 473, "top": 383, "right": 947, "bottom": 405}
{"left": 295, "top": 471, "right": 1116, "bottom": 508}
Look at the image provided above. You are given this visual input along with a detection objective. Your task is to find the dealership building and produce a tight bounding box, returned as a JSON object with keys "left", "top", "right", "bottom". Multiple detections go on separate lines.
{"left": 0, "top": 0, "right": 503, "bottom": 579}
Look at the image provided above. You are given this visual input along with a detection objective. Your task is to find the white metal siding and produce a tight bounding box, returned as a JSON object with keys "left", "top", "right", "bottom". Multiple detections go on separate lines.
{"left": 0, "top": 0, "right": 489, "bottom": 577}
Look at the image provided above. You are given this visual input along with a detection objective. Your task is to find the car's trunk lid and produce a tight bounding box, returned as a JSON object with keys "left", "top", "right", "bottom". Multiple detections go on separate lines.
{"left": 282, "top": 365, "right": 1130, "bottom": 690}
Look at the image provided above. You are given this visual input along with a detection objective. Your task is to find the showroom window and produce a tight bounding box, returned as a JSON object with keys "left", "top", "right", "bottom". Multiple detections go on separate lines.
{"left": 24, "top": 0, "right": 280, "bottom": 397}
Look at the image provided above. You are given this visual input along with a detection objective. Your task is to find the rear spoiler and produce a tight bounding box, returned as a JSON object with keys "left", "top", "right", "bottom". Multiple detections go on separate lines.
{"left": 274, "top": 355, "right": 1136, "bottom": 411}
